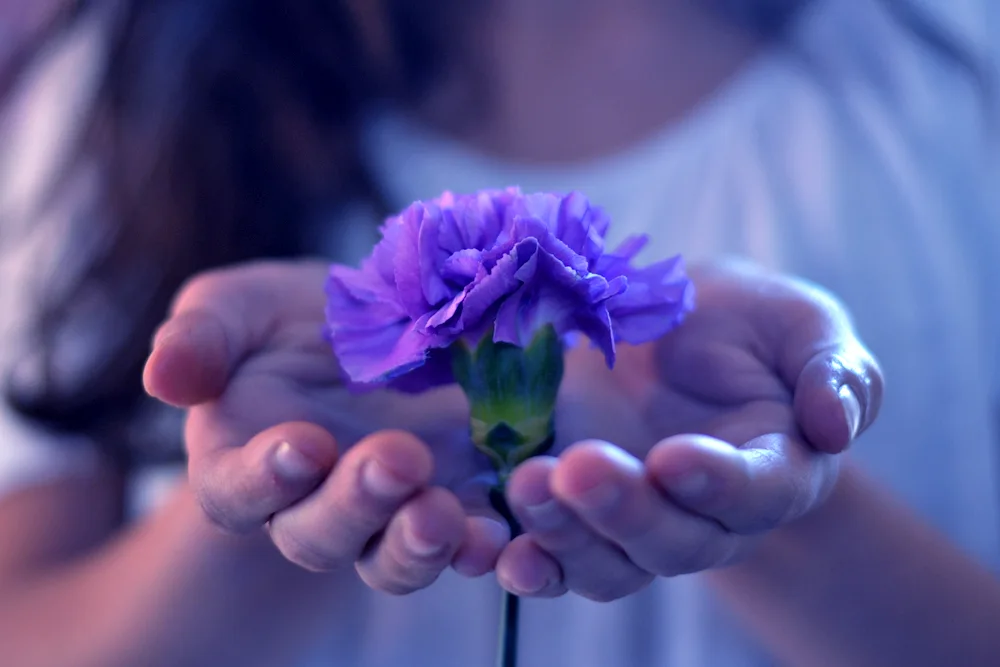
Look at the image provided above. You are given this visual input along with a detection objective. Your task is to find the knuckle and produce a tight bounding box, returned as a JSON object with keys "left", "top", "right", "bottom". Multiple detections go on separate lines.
{"left": 741, "top": 446, "right": 812, "bottom": 532}
{"left": 775, "top": 471, "right": 813, "bottom": 525}
{"left": 193, "top": 481, "right": 244, "bottom": 533}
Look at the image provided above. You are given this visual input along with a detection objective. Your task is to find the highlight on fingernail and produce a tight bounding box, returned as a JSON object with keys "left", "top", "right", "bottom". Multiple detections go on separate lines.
{"left": 272, "top": 441, "right": 323, "bottom": 481}
{"left": 402, "top": 517, "right": 446, "bottom": 557}
{"left": 522, "top": 498, "right": 568, "bottom": 531}
{"left": 362, "top": 459, "right": 415, "bottom": 499}
{"left": 838, "top": 384, "right": 862, "bottom": 440}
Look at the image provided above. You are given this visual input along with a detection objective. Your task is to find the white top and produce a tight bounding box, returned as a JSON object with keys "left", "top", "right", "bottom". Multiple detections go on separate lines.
{"left": 1, "top": 1, "right": 999, "bottom": 666}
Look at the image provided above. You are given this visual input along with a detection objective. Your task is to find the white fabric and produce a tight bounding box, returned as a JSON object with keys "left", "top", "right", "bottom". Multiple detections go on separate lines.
{"left": 0, "top": 1, "right": 998, "bottom": 666}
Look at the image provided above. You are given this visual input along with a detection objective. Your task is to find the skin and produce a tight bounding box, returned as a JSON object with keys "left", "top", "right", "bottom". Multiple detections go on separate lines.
{"left": 2, "top": 1, "right": 1000, "bottom": 665}
{"left": 148, "top": 260, "right": 1000, "bottom": 667}
{"left": 3, "top": 261, "right": 997, "bottom": 667}
{"left": 145, "top": 259, "right": 877, "bottom": 600}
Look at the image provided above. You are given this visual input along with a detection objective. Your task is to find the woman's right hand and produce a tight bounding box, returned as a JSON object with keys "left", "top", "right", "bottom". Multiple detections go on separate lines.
{"left": 143, "top": 261, "right": 509, "bottom": 594}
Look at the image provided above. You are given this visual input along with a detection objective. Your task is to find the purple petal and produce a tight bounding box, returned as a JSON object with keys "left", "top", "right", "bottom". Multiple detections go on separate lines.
{"left": 555, "top": 192, "right": 609, "bottom": 264}
{"left": 493, "top": 285, "right": 529, "bottom": 346}
{"left": 369, "top": 220, "right": 404, "bottom": 286}
{"left": 386, "top": 349, "right": 455, "bottom": 393}
{"left": 456, "top": 241, "right": 535, "bottom": 331}
{"left": 334, "top": 314, "right": 450, "bottom": 385}
{"left": 392, "top": 205, "right": 431, "bottom": 318}
{"left": 605, "top": 255, "right": 695, "bottom": 343}
{"left": 327, "top": 265, "right": 396, "bottom": 308}
{"left": 426, "top": 290, "right": 466, "bottom": 329}
{"left": 512, "top": 214, "right": 588, "bottom": 273}
{"left": 571, "top": 303, "right": 617, "bottom": 366}
{"left": 417, "top": 206, "right": 454, "bottom": 307}
{"left": 592, "top": 235, "right": 650, "bottom": 277}
{"left": 442, "top": 249, "right": 483, "bottom": 284}
{"left": 324, "top": 187, "right": 693, "bottom": 388}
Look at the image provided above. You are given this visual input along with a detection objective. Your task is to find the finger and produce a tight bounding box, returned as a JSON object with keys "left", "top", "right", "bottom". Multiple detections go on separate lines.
{"left": 507, "top": 457, "right": 653, "bottom": 602}
{"left": 144, "top": 308, "right": 232, "bottom": 407}
{"left": 267, "top": 430, "right": 432, "bottom": 571}
{"left": 356, "top": 487, "right": 466, "bottom": 594}
{"left": 691, "top": 262, "right": 884, "bottom": 454}
{"left": 647, "top": 434, "right": 839, "bottom": 534}
{"left": 749, "top": 273, "right": 883, "bottom": 454}
{"left": 143, "top": 262, "right": 330, "bottom": 407}
{"left": 451, "top": 516, "right": 510, "bottom": 578}
{"left": 188, "top": 421, "right": 338, "bottom": 532}
{"left": 793, "top": 343, "right": 884, "bottom": 454}
{"left": 549, "top": 441, "right": 740, "bottom": 576}
{"left": 496, "top": 534, "right": 567, "bottom": 598}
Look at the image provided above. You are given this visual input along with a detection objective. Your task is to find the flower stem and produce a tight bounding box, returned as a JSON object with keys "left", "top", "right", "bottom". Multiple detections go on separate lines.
{"left": 497, "top": 589, "right": 520, "bottom": 667}
{"left": 490, "top": 486, "right": 522, "bottom": 667}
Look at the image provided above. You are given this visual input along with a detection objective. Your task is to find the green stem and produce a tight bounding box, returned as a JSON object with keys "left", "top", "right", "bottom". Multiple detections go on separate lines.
{"left": 490, "top": 486, "right": 522, "bottom": 667}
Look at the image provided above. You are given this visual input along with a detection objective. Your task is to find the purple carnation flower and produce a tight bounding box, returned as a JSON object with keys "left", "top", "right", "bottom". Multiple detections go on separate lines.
{"left": 325, "top": 188, "right": 694, "bottom": 391}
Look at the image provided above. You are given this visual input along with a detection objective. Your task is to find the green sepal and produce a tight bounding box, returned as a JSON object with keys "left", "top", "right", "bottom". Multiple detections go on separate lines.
{"left": 452, "top": 326, "right": 564, "bottom": 478}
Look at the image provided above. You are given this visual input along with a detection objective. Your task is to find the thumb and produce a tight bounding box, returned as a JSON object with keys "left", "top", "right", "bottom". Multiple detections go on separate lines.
{"left": 793, "top": 343, "right": 884, "bottom": 454}
{"left": 144, "top": 261, "right": 328, "bottom": 406}
{"left": 144, "top": 308, "right": 232, "bottom": 407}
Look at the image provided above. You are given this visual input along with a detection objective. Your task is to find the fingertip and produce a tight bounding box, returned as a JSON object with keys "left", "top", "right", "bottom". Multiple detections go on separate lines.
{"left": 496, "top": 535, "right": 565, "bottom": 598}
{"left": 646, "top": 435, "right": 743, "bottom": 507}
{"left": 194, "top": 422, "right": 338, "bottom": 533}
{"left": 794, "top": 348, "right": 884, "bottom": 453}
{"left": 144, "top": 313, "right": 230, "bottom": 406}
{"left": 507, "top": 457, "right": 557, "bottom": 507}
{"left": 795, "top": 369, "right": 858, "bottom": 455}
{"left": 356, "top": 430, "right": 435, "bottom": 489}
{"left": 452, "top": 516, "right": 510, "bottom": 578}
{"left": 397, "top": 488, "right": 467, "bottom": 560}
{"left": 550, "top": 440, "right": 642, "bottom": 502}
{"left": 264, "top": 422, "right": 340, "bottom": 476}
{"left": 646, "top": 434, "right": 732, "bottom": 469}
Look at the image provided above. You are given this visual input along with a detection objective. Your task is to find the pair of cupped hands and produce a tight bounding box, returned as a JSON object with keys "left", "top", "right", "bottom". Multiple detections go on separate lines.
{"left": 143, "top": 259, "right": 882, "bottom": 602}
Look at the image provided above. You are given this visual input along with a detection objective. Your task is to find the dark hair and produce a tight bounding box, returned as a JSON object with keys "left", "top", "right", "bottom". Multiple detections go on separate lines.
{"left": 0, "top": 0, "right": 988, "bottom": 463}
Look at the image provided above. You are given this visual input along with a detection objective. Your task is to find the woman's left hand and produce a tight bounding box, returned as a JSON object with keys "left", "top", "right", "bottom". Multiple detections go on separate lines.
{"left": 495, "top": 261, "right": 884, "bottom": 601}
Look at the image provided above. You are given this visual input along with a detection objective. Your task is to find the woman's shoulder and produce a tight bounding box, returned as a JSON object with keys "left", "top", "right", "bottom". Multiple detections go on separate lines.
{"left": 793, "top": 0, "right": 996, "bottom": 141}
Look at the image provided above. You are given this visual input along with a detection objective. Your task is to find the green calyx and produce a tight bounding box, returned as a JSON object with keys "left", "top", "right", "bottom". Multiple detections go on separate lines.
{"left": 451, "top": 326, "right": 564, "bottom": 481}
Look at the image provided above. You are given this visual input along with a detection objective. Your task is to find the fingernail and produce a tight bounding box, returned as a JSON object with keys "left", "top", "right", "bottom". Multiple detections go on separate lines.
{"left": 669, "top": 470, "right": 710, "bottom": 503}
{"left": 479, "top": 518, "right": 511, "bottom": 547}
{"left": 362, "top": 460, "right": 414, "bottom": 499}
{"left": 403, "top": 519, "right": 446, "bottom": 557}
{"left": 510, "top": 568, "right": 556, "bottom": 595}
{"left": 522, "top": 498, "right": 568, "bottom": 531}
{"left": 272, "top": 442, "right": 323, "bottom": 482}
{"left": 838, "top": 385, "right": 862, "bottom": 440}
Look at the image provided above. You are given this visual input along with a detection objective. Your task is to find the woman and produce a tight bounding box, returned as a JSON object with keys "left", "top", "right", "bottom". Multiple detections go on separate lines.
{"left": 1, "top": 1, "right": 999, "bottom": 666}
